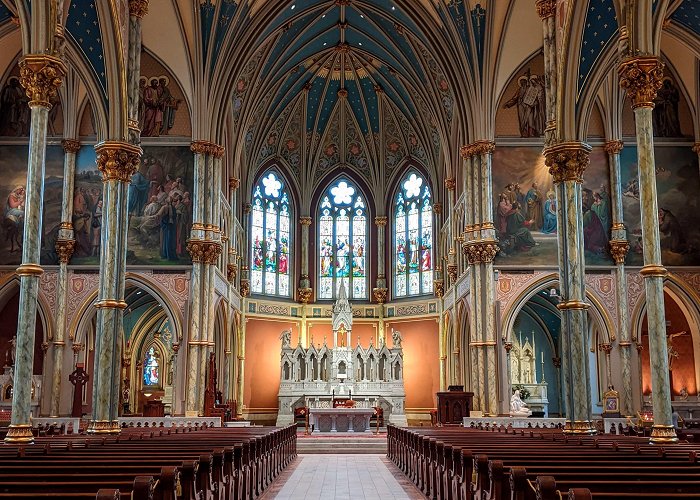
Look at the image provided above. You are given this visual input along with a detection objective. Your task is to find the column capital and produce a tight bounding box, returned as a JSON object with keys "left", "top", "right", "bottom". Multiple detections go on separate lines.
{"left": 240, "top": 279, "right": 250, "bottom": 297}
{"left": 61, "top": 139, "right": 81, "bottom": 154}
{"left": 464, "top": 240, "right": 499, "bottom": 265}
{"left": 372, "top": 287, "right": 388, "bottom": 304}
{"left": 19, "top": 54, "right": 66, "bottom": 108}
{"left": 243, "top": 203, "right": 252, "bottom": 215}
{"left": 128, "top": 0, "right": 149, "bottom": 18}
{"left": 298, "top": 287, "right": 313, "bottom": 304}
{"left": 598, "top": 342, "right": 613, "bottom": 353}
{"left": 609, "top": 239, "right": 630, "bottom": 265}
{"left": 603, "top": 140, "right": 624, "bottom": 155}
{"left": 433, "top": 279, "right": 444, "bottom": 299}
{"left": 544, "top": 142, "right": 592, "bottom": 183}
{"left": 55, "top": 238, "right": 76, "bottom": 264}
{"left": 227, "top": 263, "right": 237, "bottom": 283}
{"left": 459, "top": 144, "right": 475, "bottom": 159}
{"left": 618, "top": 56, "right": 665, "bottom": 109}
{"left": 95, "top": 141, "right": 142, "bottom": 183}
{"left": 374, "top": 216, "right": 388, "bottom": 227}
{"left": 472, "top": 140, "right": 496, "bottom": 156}
{"left": 433, "top": 202, "right": 442, "bottom": 215}
{"left": 535, "top": 0, "right": 556, "bottom": 19}
{"left": 444, "top": 178, "right": 456, "bottom": 191}
{"left": 692, "top": 143, "right": 700, "bottom": 155}
{"left": 299, "top": 216, "right": 313, "bottom": 226}
{"left": 190, "top": 140, "right": 225, "bottom": 158}
{"left": 229, "top": 177, "right": 240, "bottom": 191}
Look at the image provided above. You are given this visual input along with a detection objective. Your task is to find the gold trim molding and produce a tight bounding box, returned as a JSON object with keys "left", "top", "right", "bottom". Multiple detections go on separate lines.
{"left": 556, "top": 300, "right": 590, "bottom": 311}
{"left": 16, "top": 263, "right": 44, "bottom": 276}
{"left": 4, "top": 423, "right": 34, "bottom": 443}
{"left": 640, "top": 265, "right": 668, "bottom": 278}
{"left": 94, "top": 300, "right": 128, "bottom": 310}
{"left": 535, "top": 0, "right": 556, "bottom": 19}
{"left": 650, "top": 424, "right": 678, "bottom": 444}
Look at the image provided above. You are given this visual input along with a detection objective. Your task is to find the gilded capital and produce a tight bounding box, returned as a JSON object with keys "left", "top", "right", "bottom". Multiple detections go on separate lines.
{"left": 186, "top": 239, "right": 222, "bottom": 265}
{"left": 240, "top": 279, "right": 250, "bottom": 298}
{"left": 227, "top": 263, "right": 238, "bottom": 283}
{"left": 95, "top": 141, "right": 142, "bottom": 183}
{"left": 618, "top": 57, "right": 665, "bottom": 109}
{"left": 603, "top": 140, "right": 624, "bottom": 155}
{"left": 465, "top": 240, "right": 498, "bottom": 265}
{"left": 229, "top": 177, "right": 240, "bottom": 190}
{"left": 433, "top": 279, "right": 444, "bottom": 299}
{"left": 444, "top": 178, "right": 456, "bottom": 191}
{"left": 19, "top": 54, "right": 66, "bottom": 108}
{"left": 299, "top": 216, "right": 313, "bottom": 226}
{"left": 55, "top": 239, "right": 76, "bottom": 264}
{"left": 190, "top": 140, "right": 225, "bottom": 158}
{"left": 433, "top": 202, "right": 442, "bottom": 215}
{"left": 61, "top": 139, "right": 81, "bottom": 154}
{"left": 459, "top": 145, "right": 474, "bottom": 159}
{"left": 544, "top": 142, "right": 592, "bottom": 184}
{"left": 298, "top": 287, "right": 313, "bottom": 304}
{"left": 128, "top": 0, "right": 149, "bottom": 18}
{"left": 609, "top": 239, "right": 630, "bottom": 265}
{"left": 535, "top": 0, "right": 556, "bottom": 19}
{"left": 473, "top": 140, "right": 496, "bottom": 156}
{"left": 372, "top": 287, "right": 388, "bottom": 304}
{"left": 374, "top": 216, "right": 388, "bottom": 227}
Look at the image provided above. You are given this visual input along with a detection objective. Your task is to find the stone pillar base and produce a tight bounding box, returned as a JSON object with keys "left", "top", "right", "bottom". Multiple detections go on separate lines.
{"left": 87, "top": 420, "right": 121, "bottom": 434}
{"left": 3, "top": 423, "right": 34, "bottom": 444}
{"left": 650, "top": 424, "right": 678, "bottom": 444}
{"left": 563, "top": 420, "right": 597, "bottom": 435}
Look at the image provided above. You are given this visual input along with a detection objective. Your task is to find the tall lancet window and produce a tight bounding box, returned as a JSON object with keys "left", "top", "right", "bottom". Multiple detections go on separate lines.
{"left": 318, "top": 179, "right": 367, "bottom": 300}
{"left": 250, "top": 170, "right": 292, "bottom": 297}
{"left": 394, "top": 171, "right": 433, "bottom": 297}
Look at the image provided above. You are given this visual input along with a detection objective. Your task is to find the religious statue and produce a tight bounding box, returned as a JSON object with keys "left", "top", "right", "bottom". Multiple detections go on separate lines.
{"left": 392, "top": 330, "right": 403, "bottom": 348}
{"left": 509, "top": 389, "right": 532, "bottom": 417}
{"left": 4, "top": 335, "right": 16, "bottom": 366}
{"left": 280, "top": 329, "right": 292, "bottom": 348}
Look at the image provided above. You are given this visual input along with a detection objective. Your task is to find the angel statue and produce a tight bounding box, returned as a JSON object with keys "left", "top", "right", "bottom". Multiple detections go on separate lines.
{"left": 280, "top": 329, "right": 292, "bottom": 348}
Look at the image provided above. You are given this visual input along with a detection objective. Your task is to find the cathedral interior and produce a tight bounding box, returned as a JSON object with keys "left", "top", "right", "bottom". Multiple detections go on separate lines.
{"left": 0, "top": 0, "right": 699, "bottom": 447}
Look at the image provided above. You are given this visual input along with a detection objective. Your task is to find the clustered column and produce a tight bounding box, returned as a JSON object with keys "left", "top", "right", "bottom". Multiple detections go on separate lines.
{"left": 298, "top": 216, "right": 313, "bottom": 346}
{"left": 186, "top": 141, "right": 224, "bottom": 415}
{"left": 544, "top": 142, "right": 595, "bottom": 435}
{"left": 461, "top": 141, "right": 499, "bottom": 415}
{"left": 604, "top": 139, "right": 633, "bottom": 415}
{"left": 88, "top": 141, "right": 142, "bottom": 434}
{"left": 619, "top": 57, "right": 677, "bottom": 443}
{"left": 373, "top": 216, "right": 388, "bottom": 343}
{"left": 126, "top": 0, "right": 149, "bottom": 144}
{"left": 432, "top": 202, "right": 444, "bottom": 299}
{"left": 50, "top": 138, "right": 80, "bottom": 417}
{"left": 5, "top": 55, "right": 66, "bottom": 444}
{"left": 227, "top": 177, "right": 240, "bottom": 287}
{"left": 536, "top": 0, "right": 557, "bottom": 147}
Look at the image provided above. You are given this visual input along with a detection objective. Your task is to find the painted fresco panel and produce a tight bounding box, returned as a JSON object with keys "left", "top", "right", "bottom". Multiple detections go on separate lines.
{"left": 621, "top": 146, "right": 700, "bottom": 266}
{"left": 72, "top": 145, "right": 194, "bottom": 265}
{"left": 0, "top": 145, "right": 63, "bottom": 265}
{"left": 492, "top": 146, "right": 612, "bottom": 266}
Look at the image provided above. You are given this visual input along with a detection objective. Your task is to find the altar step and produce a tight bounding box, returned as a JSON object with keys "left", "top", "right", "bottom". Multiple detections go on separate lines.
{"left": 297, "top": 433, "right": 388, "bottom": 454}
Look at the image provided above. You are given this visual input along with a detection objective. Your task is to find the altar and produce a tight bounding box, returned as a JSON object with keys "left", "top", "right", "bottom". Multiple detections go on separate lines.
{"left": 276, "top": 284, "right": 407, "bottom": 426}
{"left": 309, "top": 408, "right": 375, "bottom": 432}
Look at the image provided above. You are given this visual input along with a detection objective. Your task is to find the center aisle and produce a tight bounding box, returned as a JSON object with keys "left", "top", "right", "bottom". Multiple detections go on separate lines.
{"left": 262, "top": 454, "right": 424, "bottom": 499}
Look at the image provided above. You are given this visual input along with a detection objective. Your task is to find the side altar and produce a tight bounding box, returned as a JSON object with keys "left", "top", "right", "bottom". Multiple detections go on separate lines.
{"left": 276, "top": 285, "right": 407, "bottom": 426}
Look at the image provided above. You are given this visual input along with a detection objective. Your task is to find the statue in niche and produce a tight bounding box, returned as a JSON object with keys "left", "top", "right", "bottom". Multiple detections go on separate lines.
{"left": 4, "top": 335, "right": 16, "bottom": 366}
{"left": 392, "top": 330, "right": 403, "bottom": 348}
{"left": 280, "top": 329, "right": 291, "bottom": 348}
{"left": 653, "top": 78, "right": 681, "bottom": 137}
{"left": 337, "top": 324, "right": 347, "bottom": 348}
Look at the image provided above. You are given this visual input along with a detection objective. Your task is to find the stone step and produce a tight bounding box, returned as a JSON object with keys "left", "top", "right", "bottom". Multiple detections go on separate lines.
{"left": 297, "top": 435, "right": 388, "bottom": 454}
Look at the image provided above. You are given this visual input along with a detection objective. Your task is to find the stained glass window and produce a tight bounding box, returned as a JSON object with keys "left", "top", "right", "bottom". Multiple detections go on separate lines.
{"left": 318, "top": 179, "right": 367, "bottom": 300}
{"left": 250, "top": 170, "right": 292, "bottom": 296}
{"left": 394, "top": 171, "right": 433, "bottom": 297}
{"left": 143, "top": 346, "right": 160, "bottom": 386}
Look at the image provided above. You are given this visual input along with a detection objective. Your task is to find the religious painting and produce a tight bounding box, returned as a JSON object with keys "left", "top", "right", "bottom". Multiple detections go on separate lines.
{"left": 0, "top": 75, "right": 63, "bottom": 137}
{"left": 621, "top": 146, "right": 700, "bottom": 266}
{"left": 72, "top": 145, "right": 194, "bottom": 265}
{"left": 496, "top": 55, "right": 545, "bottom": 138}
{"left": 138, "top": 52, "right": 190, "bottom": 138}
{"left": 492, "top": 147, "right": 613, "bottom": 266}
{"left": 0, "top": 145, "right": 64, "bottom": 265}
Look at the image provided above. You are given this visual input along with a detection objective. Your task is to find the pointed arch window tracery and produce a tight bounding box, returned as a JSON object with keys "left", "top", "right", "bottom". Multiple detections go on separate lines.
{"left": 318, "top": 178, "right": 368, "bottom": 300}
{"left": 250, "top": 169, "right": 292, "bottom": 297}
{"left": 393, "top": 170, "right": 433, "bottom": 297}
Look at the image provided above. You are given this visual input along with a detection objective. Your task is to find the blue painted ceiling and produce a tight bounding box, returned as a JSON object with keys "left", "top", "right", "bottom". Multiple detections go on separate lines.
{"left": 66, "top": 0, "right": 107, "bottom": 98}
{"left": 261, "top": 2, "right": 425, "bottom": 135}
{"left": 578, "top": 0, "right": 618, "bottom": 99}
{"left": 671, "top": 1, "right": 700, "bottom": 37}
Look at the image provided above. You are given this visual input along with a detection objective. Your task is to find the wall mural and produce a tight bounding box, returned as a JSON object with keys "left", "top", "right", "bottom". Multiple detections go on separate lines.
{"left": 492, "top": 146, "right": 612, "bottom": 267}
{"left": 621, "top": 146, "right": 700, "bottom": 266}
{"left": 72, "top": 145, "right": 194, "bottom": 265}
{"left": 0, "top": 72, "right": 63, "bottom": 137}
{"left": 0, "top": 145, "right": 63, "bottom": 266}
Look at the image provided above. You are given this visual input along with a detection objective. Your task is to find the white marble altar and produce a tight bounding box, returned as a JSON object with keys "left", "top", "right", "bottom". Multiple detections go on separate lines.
{"left": 508, "top": 334, "right": 550, "bottom": 416}
{"left": 276, "top": 284, "right": 407, "bottom": 426}
{"left": 310, "top": 408, "right": 375, "bottom": 432}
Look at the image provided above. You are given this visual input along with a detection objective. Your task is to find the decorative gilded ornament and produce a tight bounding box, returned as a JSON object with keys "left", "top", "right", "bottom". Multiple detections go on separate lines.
{"left": 608, "top": 239, "right": 630, "bottom": 265}
{"left": 444, "top": 178, "right": 456, "bottom": 191}
{"left": 298, "top": 287, "right": 313, "bottom": 304}
{"left": 61, "top": 139, "right": 81, "bottom": 154}
{"left": 55, "top": 238, "right": 76, "bottom": 264}
{"left": 535, "top": 0, "right": 556, "bottom": 19}
{"left": 19, "top": 54, "right": 66, "bottom": 108}
{"left": 190, "top": 140, "right": 225, "bottom": 158}
{"left": 227, "top": 263, "right": 238, "bottom": 283}
{"left": 372, "top": 287, "right": 388, "bottom": 304}
{"left": 472, "top": 140, "right": 496, "bottom": 156}
{"left": 299, "top": 216, "right": 312, "bottom": 226}
{"left": 374, "top": 216, "right": 388, "bottom": 227}
{"left": 128, "top": 0, "right": 149, "bottom": 18}
{"left": 618, "top": 57, "right": 665, "bottom": 109}
{"left": 240, "top": 279, "right": 250, "bottom": 298}
{"left": 544, "top": 142, "right": 592, "bottom": 184}
{"left": 95, "top": 141, "right": 142, "bottom": 183}
{"left": 433, "top": 279, "right": 444, "bottom": 299}
{"left": 603, "top": 140, "right": 624, "bottom": 155}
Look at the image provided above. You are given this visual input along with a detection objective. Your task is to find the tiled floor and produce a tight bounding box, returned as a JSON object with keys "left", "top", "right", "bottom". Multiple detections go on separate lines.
{"left": 264, "top": 454, "right": 425, "bottom": 499}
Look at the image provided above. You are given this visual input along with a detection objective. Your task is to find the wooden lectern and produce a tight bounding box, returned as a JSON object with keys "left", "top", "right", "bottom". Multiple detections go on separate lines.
{"left": 436, "top": 386, "right": 473, "bottom": 425}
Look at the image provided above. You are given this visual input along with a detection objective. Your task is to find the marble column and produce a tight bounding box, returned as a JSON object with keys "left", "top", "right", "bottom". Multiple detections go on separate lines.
{"left": 445, "top": 179, "right": 458, "bottom": 286}
{"left": 373, "top": 216, "right": 388, "bottom": 343}
{"left": 298, "top": 216, "right": 313, "bottom": 304}
{"left": 239, "top": 203, "right": 252, "bottom": 298}
{"left": 605, "top": 140, "right": 633, "bottom": 415}
{"left": 126, "top": 0, "right": 148, "bottom": 144}
{"left": 227, "top": 178, "right": 240, "bottom": 289}
{"left": 5, "top": 55, "right": 66, "bottom": 443}
{"left": 49, "top": 139, "right": 80, "bottom": 417}
{"left": 536, "top": 0, "right": 557, "bottom": 147}
{"left": 87, "top": 141, "right": 142, "bottom": 435}
{"left": 433, "top": 202, "right": 445, "bottom": 299}
{"left": 619, "top": 57, "right": 677, "bottom": 443}
{"left": 544, "top": 141, "right": 595, "bottom": 435}
{"left": 236, "top": 315, "right": 246, "bottom": 418}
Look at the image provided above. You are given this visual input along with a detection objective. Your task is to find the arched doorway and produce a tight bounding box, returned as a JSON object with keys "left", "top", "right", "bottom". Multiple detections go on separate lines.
{"left": 0, "top": 278, "right": 49, "bottom": 416}
{"left": 639, "top": 288, "right": 699, "bottom": 402}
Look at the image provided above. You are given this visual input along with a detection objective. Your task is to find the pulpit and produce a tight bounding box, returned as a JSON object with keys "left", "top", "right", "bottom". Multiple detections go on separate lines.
{"left": 437, "top": 388, "right": 473, "bottom": 425}
{"left": 144, "top": 400, "right": 165, "bottom": 417}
